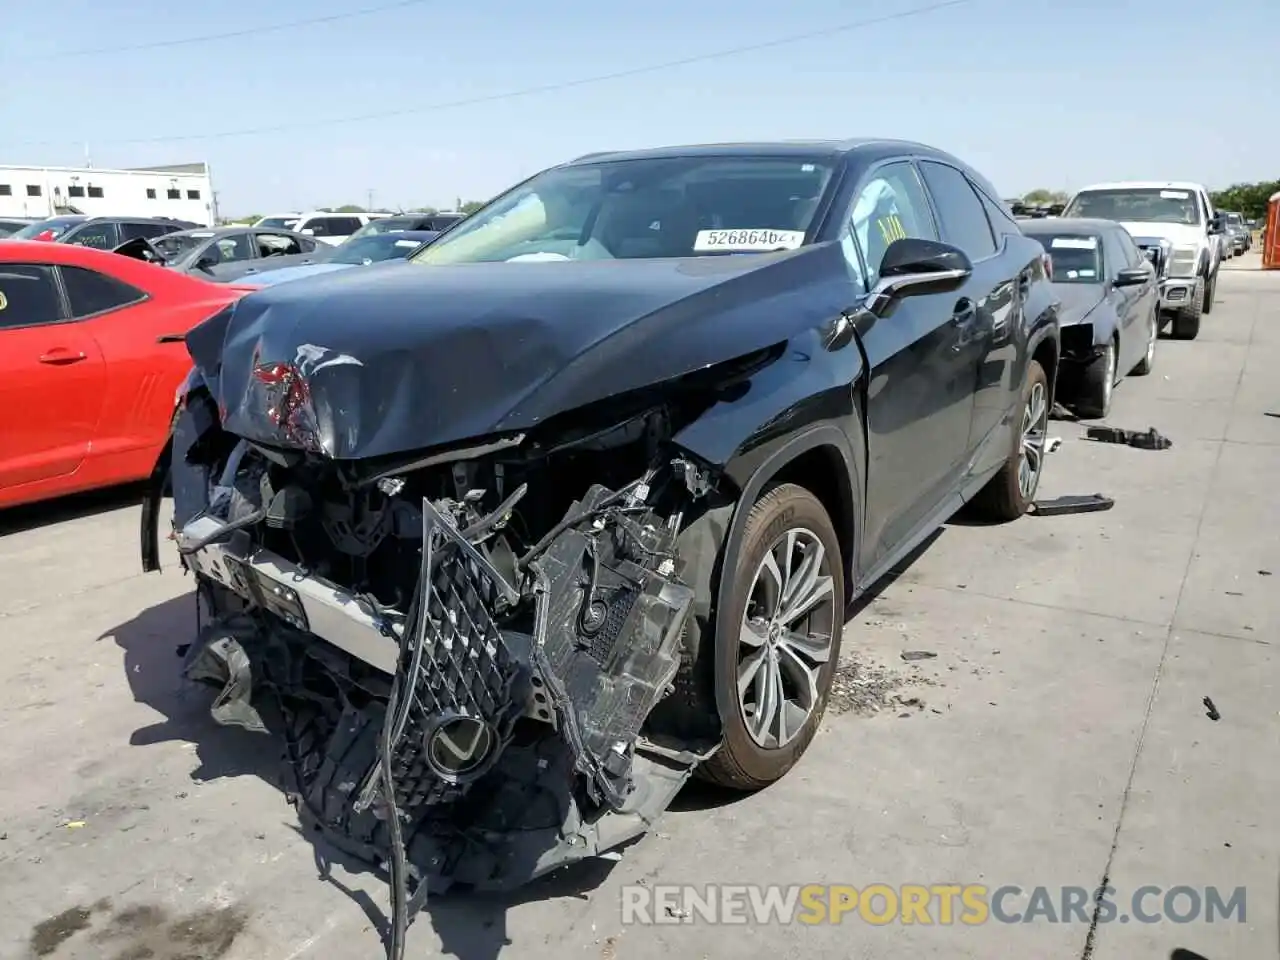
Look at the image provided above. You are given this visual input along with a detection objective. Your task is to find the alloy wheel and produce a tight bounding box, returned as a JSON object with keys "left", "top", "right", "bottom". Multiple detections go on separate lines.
{"left": 1018, "top": 380, "right": 1048, "bottom": 500}
{"left": 737, "top": 528, "right": 837, "bottom": 749}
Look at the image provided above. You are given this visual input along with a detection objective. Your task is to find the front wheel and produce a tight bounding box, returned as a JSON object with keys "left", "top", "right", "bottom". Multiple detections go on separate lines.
{"left": 969, "top": 358, "right": 1049, "bottom": 522}
{"left": 696, "top": 483, "right": 846, "bottom": 790}
{"left": 1131, "top": 308, "right": 1157, "bottom": 376}
{"left": 1171, "top": 279, "right": 1203, "bottom": 340}
{"left": 1202, "top": 271, "right": 1217, "bottom": 314}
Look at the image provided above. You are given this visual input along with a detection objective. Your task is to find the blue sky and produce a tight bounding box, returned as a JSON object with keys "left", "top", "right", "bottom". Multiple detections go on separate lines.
{"left": 1, "top": 0, "right": 1274, "bottom": 216}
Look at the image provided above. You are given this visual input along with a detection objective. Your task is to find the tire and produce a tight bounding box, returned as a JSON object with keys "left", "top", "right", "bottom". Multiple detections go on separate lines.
{"left": 1202, "top": 271, "right": 1216, "bottom": 315}
{"left": 1131, "top": 307, "right": 1157, "bottom": 376}
{"left": 969, "top": 358, "right": 1049, "bottom": 522}
{"left": 1075, "top": 339, "right": 1116, "bottom": 419}
{"left": 695, "top": 483, "right": 846, "bottom": 790}
{"left": 1171, "top": 279, "right": 1203, "bottom": 340}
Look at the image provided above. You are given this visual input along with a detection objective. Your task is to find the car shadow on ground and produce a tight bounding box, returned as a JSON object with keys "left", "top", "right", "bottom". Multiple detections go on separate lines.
{"left": 103, "top": 592, "right": 652, "bottom": 959}
{"left": 0, "top": 482, "right": 145, "bottom": 537}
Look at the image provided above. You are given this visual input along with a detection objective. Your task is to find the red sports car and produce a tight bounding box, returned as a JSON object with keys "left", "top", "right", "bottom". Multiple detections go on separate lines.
{"left": 0, "top": 241, "right": 253, "bottom": 509}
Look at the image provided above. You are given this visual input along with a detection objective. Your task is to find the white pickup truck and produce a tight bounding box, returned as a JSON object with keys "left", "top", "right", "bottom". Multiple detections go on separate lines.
{"left": 1060, "top": 180, "right": 1224, "bottom": 340}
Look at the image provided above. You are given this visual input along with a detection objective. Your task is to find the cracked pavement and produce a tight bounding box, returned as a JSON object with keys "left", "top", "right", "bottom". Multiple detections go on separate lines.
{"left": 0, "top": 257, "right": 1276, "bottom": 960}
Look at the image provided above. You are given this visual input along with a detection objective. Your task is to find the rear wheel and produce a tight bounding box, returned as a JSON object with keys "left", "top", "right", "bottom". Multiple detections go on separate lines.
{"left": 1075, "top": 339, "right": 1116, "bottom": 419}
{"left": 969, "top": 359, "right": 1049, "bottom": 522}
{"left": 696, "top": 483, "right": 845, "bottom": 790}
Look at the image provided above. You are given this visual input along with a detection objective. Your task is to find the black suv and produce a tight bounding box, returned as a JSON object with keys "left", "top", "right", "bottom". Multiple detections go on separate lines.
{"left": 9, "top": 215, "right": 199, "bottom": 248}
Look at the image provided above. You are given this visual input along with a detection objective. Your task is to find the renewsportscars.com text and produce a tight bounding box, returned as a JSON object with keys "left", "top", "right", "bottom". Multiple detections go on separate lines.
{"left": 620, "top": 884, "right": 1246, "bottom": 926}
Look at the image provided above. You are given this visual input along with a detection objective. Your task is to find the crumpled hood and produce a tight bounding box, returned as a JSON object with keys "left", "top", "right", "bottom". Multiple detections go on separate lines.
{"left": 184, "top": 245, "right": 852, "bottom": 459}
{"left": 1115, "top": 222, "right": 1204, "bottom": 248}
{"left": 1049, "top": 283, "right": 1105, "bottom": 326}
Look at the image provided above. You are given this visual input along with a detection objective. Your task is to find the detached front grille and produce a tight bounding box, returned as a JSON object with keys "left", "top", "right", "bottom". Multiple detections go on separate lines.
{"left": 383, "top": 498, "right": 528, "bottom": 812}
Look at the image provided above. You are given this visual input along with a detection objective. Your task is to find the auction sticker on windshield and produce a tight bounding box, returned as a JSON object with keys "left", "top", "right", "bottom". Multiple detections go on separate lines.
{"left": 1051, "top": 237, "right": 1098, "bottom": 249}
{"left": 693, "top": 229, "right": 806, "bottom": 252}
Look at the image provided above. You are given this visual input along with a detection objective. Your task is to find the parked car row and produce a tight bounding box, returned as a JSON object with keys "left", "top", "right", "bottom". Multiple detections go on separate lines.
{"left": 246, "top": 210, "right": 463, "bottom": 245}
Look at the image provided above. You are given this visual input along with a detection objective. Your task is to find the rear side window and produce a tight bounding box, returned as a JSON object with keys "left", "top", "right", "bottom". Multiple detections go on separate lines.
{"left": 257, "top": 233, "right": 304, "bottom": 257}
{"left": 918, "top": 161, "right": 997, "bottom": 259}
{"left": 60, "top": 265, "right": 147, "bottom": 318}
{"left": 119, "top": 221, "right": 171, "bottom": 241}
{"left": 65, "top": 221, "right": 121, "bottom": 250}
{"left": 0, "top": 265, "right": 64, "bottom": 329}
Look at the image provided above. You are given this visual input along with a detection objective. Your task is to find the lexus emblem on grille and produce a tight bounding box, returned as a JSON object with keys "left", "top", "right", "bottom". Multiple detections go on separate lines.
{"left": 424, "top": 713, "right": 496, "bottom": 782}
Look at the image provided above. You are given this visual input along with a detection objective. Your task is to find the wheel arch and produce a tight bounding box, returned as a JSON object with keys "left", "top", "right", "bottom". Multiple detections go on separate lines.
{"left": 1029, "top": 328, "right": 1061, "bottom": 406}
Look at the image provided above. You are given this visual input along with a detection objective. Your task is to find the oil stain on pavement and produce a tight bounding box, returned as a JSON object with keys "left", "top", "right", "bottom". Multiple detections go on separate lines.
{"left": 30, "top": 898, "right": 248, "bottom": 959}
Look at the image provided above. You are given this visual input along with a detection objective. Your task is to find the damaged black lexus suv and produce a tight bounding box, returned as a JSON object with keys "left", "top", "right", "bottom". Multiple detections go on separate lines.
{"left": 140, "top": 140, "right": 1059, "bottom": 923}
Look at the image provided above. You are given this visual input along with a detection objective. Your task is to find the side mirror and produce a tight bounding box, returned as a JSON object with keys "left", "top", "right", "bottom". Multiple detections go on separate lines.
{"left": 300, "top": 228, "right": 316, "bottom": 236}
{"left": 194, "top": 254, "right": 217, "bottom": 271}
{"left": 868, "top": 238, "right": 972, "bottom": 313}
{"left": 1114, "top": 267, "right": 1150, "bottom": 287}
{"left": 1207, "top": 214, "right": 1224, "bottom": 235}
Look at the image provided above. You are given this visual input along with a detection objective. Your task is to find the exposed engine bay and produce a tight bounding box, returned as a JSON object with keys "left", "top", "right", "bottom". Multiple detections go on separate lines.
{"left": 159, "top": 381, "right": 731, "bottom": 951}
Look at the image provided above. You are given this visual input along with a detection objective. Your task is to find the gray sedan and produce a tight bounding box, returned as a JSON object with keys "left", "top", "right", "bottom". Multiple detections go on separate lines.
{"left": 142, "top": 226, "right": 327, "bottom": 280}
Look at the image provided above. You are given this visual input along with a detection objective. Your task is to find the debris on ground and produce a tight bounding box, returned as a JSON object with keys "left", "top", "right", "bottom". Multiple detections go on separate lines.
{"left": 1264, "top": 411, "right": 1280, "bottom": 419}
{"left": 1259, "top": 570, "right": 1272, "bottom": 577}
{"left": 900, "top": 650, "right": 938, "bottom": 662}
{"left": 828, "top": 655, "right": 940, "bottom": 717}
{"left": 1050, "top": 402, "right": 1078, "bottom": 421}
{"left": 1085, "top": 425, "right": 1172, "bottom": 450}
{"left": 1030, "top": 494, "right": 1115, "bottom": 516}
{"left": 1203, "top": 697, "right": 1221, "bottom": 722}
{"left": 1046, "top": 436, "right": 1063, "bottom": 453}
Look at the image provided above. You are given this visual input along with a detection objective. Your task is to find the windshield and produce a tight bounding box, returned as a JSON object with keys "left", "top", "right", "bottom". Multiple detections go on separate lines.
{"left": 256, "top": 216, "right": 299, "bottom": 231}
{"left": 331, "top": 233, "right": 427, "bottom": 264}
{"left": 1226, "top": 213, "right": 1243, "bottom": 227}
{"left": 413, "top": 155, "right": 836, "bottom": 265}
{"left": 1063, "top": 188, "right": 1201, "bottom": 225}
{"left": 1030, "top": 232, "right": 1104, "bottom": 283}
{"left": 10, "top": 217, "right": 82, "bottom": 240}
{"left": 151, "top": 233, "right": 210, "bottom": 261}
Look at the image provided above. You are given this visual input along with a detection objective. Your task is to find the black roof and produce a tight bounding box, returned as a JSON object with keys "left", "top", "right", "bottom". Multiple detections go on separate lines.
{"left": 567, "top": 138, "right": 957, "bottom": 166}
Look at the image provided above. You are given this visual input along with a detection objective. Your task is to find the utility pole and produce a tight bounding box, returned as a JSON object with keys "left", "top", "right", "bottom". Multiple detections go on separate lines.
{"left": 367, "top": 188, "right": 374, "bottom": 212}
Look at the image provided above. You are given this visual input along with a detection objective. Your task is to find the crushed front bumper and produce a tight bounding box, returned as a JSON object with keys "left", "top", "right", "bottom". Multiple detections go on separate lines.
{"left": 178, "top": 514, "right": 401, "bottom": 673}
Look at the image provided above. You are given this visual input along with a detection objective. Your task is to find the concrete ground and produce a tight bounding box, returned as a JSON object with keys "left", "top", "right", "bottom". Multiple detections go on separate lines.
{"left": 1, "top": 257, "right": 1276, "bottom": 960}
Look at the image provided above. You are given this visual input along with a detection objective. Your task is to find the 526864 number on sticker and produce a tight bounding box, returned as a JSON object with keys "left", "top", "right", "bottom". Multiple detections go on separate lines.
{"left": 692, "top": 229, "right": 806, "bottom": 252}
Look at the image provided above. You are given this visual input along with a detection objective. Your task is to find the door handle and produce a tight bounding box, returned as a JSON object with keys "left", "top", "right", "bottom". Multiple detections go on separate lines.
{"left": 156, "top": 333, "right": 186, "bottom": 343}
{"left": 38, "top": 350, "right": 87, "bottom": 365}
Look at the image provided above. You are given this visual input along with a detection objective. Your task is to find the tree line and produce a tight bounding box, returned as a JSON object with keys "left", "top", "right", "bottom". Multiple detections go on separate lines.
{"left": 1208, "top": 181, "right": 1279, "bottom": 221}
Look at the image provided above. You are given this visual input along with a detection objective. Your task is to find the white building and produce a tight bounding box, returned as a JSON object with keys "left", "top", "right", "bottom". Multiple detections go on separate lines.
{"left": 0, "top": 161, "right": 215, "bottom": 224}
